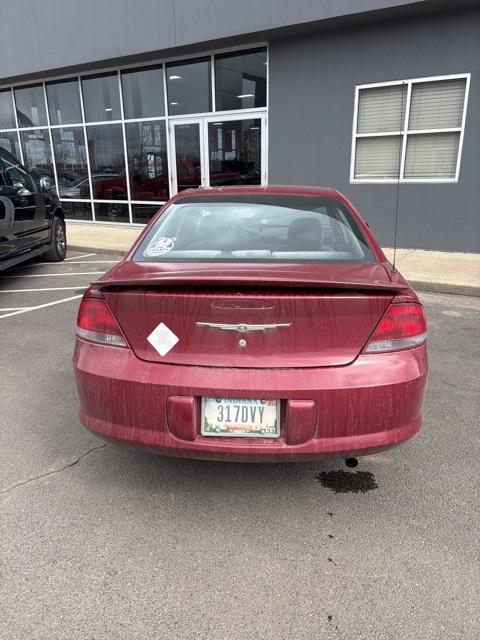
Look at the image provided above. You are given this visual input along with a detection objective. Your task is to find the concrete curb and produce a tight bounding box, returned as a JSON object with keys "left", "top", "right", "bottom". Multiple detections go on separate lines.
{"left": 68, "top": 243, "right": 480, "bottom": 297}
{"left": 408, "top": 281, "right": 480, "bottom": 297}
{"left": 68, "top": 244, "right": 129, "bottom": 257}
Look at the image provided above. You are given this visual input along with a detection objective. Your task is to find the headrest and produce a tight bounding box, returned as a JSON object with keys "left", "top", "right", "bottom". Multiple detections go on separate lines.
{"left": 287, "top": 217, "right": 323, "bottom": 251}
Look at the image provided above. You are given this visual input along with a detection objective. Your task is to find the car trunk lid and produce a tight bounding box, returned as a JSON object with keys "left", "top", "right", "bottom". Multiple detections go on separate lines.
{"left": 99, "top": 262, "right": 401, "bottom": 368}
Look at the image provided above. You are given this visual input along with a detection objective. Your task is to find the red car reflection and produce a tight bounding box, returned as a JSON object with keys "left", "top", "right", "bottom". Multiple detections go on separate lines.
{"left": 74, "top": 186, "right": 427, "bottom": 462}
{"left": 92, "top": 161, "right": 258, "bottom": 201}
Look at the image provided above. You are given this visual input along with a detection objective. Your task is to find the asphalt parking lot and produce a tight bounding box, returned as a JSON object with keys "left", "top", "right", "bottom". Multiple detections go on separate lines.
{"left": 1, "top": 252, "right": 479, "bottom": 640}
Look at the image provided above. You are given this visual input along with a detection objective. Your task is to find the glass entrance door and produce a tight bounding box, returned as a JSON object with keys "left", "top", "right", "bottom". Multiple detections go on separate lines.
{"left": 169, "top": 114, "right": 266, "bottom": 195}
{"left": 169, "top": 121, "right": 205, "bottom": 194}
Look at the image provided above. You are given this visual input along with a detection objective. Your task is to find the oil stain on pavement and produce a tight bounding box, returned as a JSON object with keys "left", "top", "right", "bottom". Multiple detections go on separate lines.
{"left": 316, "top": 469, "right": 378, "bottom": 493}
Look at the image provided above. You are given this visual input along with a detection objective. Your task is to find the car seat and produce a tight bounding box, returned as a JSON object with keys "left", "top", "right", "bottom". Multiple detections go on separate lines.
{"left": 194, "top": 212, "right": 235, "bottom": 249}
{"left": 287, "top": 217, "right": 324, "bottom": 251}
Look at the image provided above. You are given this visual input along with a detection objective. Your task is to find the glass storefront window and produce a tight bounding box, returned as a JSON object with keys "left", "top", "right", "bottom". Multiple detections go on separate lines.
{"left": 94, "top": 202, "right": 129, "bottom": 223}
{"left": 131, "top": 204, "right": 161, "bottom": 224}
{"left": 14, "top": 85, "right": 48, "bottom": 127}
{"left": 0, "top": 89, "right": 16, "bottom": 129}
{"left": 208, "top": 119, "right": 261, "bottom": 186}
{"left": 1, "top": 48, "right": 267, "bottom": 224}
{"left": 46, "top": 79, "right": 82, "bottom": 125}
{"left": 51, "top": 127, "right": 89, "bottom": 198}
{"left": 167, "top": 58, "right": 211, "bottom": 115}
{"left": 215, "top": 48, "right": 267, "bottom": 111}
{"left": 86, "top": 124, "right": 127, "bottom": 199}
{"left": 82, "top": 73, "right": 121, "bottom": 122}
{"left": 125, "top": 121, "right": 169, "bottom": 201}
{"left": 121, "top": 66, "right": 165, "bottom": 119}
{"left": 62, "top": 201, "right": 93, "bottom": 221}
{"left": 0, "top": 131, "right": 21, "bottom": 157}
{"left": 19, "top": 129, "right": 55, "bottom": 188}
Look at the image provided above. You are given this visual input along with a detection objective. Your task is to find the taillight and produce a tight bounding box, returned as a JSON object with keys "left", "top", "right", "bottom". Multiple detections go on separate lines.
{"left": 76, "top": 292, "right": 127, "bottom": 347}
{"left": 363, "top": 303, "right": 427, "bottom": 353}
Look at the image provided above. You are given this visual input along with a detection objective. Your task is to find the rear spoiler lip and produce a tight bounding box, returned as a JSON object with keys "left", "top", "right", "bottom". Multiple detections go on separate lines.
{"left": 96, "top": 274, "right": 409, "bottom": 293}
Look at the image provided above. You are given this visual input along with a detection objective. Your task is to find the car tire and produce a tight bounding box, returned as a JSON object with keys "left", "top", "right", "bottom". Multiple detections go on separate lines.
{"left": 43, "top": 215, "right": 67, "bottom": 262}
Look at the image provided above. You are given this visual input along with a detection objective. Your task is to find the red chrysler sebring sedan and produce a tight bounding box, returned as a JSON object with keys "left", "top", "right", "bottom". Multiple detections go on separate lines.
{"left": 74, "top": 186, "right": 427, "bottom": 462}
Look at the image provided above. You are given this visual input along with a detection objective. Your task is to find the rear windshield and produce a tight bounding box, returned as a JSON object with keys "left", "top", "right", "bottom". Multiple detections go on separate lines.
{"left": 134, "top": 194, "right": 375, "bottom": 263}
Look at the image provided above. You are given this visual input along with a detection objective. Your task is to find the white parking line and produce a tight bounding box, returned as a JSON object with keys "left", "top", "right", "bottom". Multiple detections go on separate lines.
{"left": 0, "top": 286, "right": 87, "bottom": 293}
{"left": 12, "top": 260, "right": 117, "bottom": 270}
{"left": 0, "top": 295, "right": 83, "bottom": 319}
{"left": 64, "top": 253, "right": 97, "bottom": 261}
{"left": 0, "top": 307, "right": 32, "bottom": 312}
{"left": 55, "top": 260, "right": 118, "bottom": 265}
{"left": 0, "top": 272, "right": 103, "bottom": 279}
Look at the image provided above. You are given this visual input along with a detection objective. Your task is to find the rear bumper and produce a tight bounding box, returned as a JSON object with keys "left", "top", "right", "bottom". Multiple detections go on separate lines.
{"left": 74, "top": 340, "right": 427, "bottom": 462}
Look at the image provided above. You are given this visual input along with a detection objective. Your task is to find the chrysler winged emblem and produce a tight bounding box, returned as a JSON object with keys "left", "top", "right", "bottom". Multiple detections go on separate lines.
{"left": 196, "top": 322, "right": 291, "bottom": 332}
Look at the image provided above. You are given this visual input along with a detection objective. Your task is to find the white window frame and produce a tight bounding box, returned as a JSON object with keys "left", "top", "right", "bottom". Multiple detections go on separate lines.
{"left": 350, "top": 73, "right": 471, "bottom": 184}
{"left": 0, "top": 42, "right": 269, "bottom": 225}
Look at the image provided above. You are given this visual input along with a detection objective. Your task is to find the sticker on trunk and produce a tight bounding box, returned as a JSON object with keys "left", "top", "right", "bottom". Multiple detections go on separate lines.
{"left": 147, "top": 322, "right": 179, "bottom": 356}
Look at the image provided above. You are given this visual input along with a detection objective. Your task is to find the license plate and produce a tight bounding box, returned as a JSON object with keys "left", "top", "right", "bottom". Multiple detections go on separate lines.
{"left": 201, "top": 398, "right": 280, "bottom": 438}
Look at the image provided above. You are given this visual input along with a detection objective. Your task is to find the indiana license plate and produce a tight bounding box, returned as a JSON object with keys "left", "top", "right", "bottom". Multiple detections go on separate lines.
{"left": 201, "top": 398, "right": 280, "bottom": 438}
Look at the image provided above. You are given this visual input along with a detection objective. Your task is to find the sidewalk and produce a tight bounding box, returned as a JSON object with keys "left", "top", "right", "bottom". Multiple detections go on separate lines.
{"left": 66, "top": 220, "right": 480, "bottom": 296}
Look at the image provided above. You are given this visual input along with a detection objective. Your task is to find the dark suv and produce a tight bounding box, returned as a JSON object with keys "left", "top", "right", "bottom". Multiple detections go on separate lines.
{"left": 0, "top": 148, "right": 66, "bottom": 270}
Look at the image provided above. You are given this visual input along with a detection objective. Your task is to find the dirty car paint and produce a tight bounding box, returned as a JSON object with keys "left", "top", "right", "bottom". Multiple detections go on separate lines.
{"left": 73, "top": 185, "right": 428, "bottom": 462}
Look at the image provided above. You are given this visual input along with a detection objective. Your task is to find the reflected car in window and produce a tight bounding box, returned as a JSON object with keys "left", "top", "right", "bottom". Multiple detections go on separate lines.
{"left": 90, "top": 173, "right": 128, "bottom": 200}
{"left": 61, "top": 173, "right": 117, "bottom": 199}
{"left": 74, "top": 186, "right": 428, "bottom": 463}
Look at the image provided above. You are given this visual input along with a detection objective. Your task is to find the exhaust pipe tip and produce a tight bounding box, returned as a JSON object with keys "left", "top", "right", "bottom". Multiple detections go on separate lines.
{"left": 344, "top": 458, "right": 359, "bottom": 468}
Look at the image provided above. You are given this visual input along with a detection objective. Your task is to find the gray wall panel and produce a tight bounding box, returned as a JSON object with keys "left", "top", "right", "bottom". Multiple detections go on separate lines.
{"left": 0, "top": 0, "right": 176, "bottom": 81}
{"left": 172, "top": 0, "right": 424, "bottom": 45}
{"left": 0, "top": 0, "right": 434, "bottom": 81}
{"left": 268, "top": 10, "right": 480, "bottom": 251}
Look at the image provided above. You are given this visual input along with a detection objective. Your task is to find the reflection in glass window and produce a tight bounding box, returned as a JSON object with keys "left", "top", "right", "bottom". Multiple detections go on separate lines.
{"left": 126, "top": 121, "right": 169, "bottom": 201}
{"left": 46, "top": 79, "right": 82, "bottom": 125}
{"left": 215, "top": 48, "right": 267, "bottom": 111}
{"left": 86, "top": 124, "right": 127, "bottom": 199}
{"left": 94, "top": 202, "right": 129, "bottom": 223}
{"left": 0, "top": 131, "right": 21, "bottom": 158}
{"left": 19, "top": 129, "right": 55, "bottom": 187}
{"left": 81, "top": 73, "right": 121, "bottom": 122}
{"left": 174, "top": 123, "right": 202, "bottom": 191}
{"left": 2, "top": 48, "right": 268, "bottom": 225}
{"left": 0, "top": 89, "right": 16, "bottom": 129}
{"left": 208, "top": 119, "right": 261, "bottom": 186}
{"left": 121, "top": 67, "right": 165, "bottom": 119}
{"left": 167, "top": 58, "right": 211, "bottom": 115}
{"left": 1, "top": 154, "right": 36, "bottom": 194}
{"left": 62, "top": 201, "right": 93, "bottom": 221}
{"left": 131, "top": 204, "right": 161, "bottom": 224}
{"left": 51, "top": 127, "right": 89, "bottom": 197}
{"left": 14, "top": 85, "right": 48, "bottom": 127}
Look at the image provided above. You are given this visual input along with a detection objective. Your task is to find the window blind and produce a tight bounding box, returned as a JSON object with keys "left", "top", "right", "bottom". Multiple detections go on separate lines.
{"left": 404, "top": 132, "right": 460, "bottom": 179}
{"left": 357, "top": 85, "right": 406, "bottom": 134}
{"left": 355, "top": 136, "right": 401, "bottom": 178}
{"left": 353, "top": 76, "right": 468, "bottom": 181}
{"left": 408, "top": 79, "right": 466, "bottom": 131}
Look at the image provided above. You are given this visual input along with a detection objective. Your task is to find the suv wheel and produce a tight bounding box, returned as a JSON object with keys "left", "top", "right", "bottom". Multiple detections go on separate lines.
{"left": 44, "top": 215, "right": 67, "bottom": 262}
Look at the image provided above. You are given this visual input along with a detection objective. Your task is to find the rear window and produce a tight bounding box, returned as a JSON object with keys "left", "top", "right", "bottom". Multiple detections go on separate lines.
{"left": 134, "top": 194, "right": 375, "bottom": 263}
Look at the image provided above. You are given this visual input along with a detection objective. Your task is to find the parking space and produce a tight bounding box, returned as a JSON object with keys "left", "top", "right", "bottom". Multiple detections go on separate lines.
{"left": 0, "top": 251, "right": 119, "bottom": 320}
{"left": 0, "top": 261, "right": 479, "bottom": 639}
